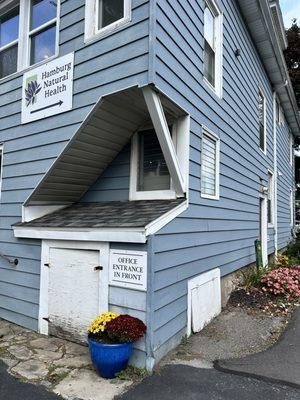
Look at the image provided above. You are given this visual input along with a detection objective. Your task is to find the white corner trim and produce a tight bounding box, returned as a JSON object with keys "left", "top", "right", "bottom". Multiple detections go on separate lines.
{"left": 145, "top": 200, "right": 188, "bottom": 236}
{"left": 22, "top": 205, "right": 67, "bottom": 223}
{"left": 142, "top": 87, "right": 185, "bottom": 196}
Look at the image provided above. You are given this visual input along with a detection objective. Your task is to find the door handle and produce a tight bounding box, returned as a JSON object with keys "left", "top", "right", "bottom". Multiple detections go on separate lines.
{"left": 94, "top": 266, "right": 103, "bottom": 271}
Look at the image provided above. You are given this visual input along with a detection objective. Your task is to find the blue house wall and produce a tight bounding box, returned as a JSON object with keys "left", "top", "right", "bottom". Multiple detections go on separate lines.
{"left": 78, "top": 0, "right": 295, "bottom": 362}
{"left": 0, "top": 0, "right": 150, "bottom": 330}
{"left": 0, "top": 0, "right": 295, "bottom": 366}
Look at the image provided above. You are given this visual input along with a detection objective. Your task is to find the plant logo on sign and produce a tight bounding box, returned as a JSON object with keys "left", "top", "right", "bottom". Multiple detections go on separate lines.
{"left": 25, "top": 75, "right": 42, "bottom": 107}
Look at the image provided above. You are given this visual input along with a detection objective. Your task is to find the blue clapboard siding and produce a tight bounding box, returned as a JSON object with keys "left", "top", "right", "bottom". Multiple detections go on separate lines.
{"left": 0, "top": 0, "right": 150, "bottom": 329}
{"left": 148, "top": 0, "right": 292, "bottom": 358}
{"left": 277, "top": 121, "right": 294, "bottom": 250}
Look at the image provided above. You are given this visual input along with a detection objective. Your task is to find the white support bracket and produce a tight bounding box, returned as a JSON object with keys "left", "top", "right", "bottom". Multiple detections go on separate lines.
{"left": 142, "top": 87, "right": 185, "bottom": 196}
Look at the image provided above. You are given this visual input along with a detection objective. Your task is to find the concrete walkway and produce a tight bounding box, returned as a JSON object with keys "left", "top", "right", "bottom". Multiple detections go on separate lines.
{"left": 216, "top": 307, "right": 300, "bottom": 388}
{"left": 0, "top": 319, "right": 131, "bottom": 400}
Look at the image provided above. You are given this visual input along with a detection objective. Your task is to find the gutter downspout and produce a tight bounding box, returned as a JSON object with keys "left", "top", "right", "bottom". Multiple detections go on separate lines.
{"left": 273, "top": 92, "right": 278, "bottom": 255}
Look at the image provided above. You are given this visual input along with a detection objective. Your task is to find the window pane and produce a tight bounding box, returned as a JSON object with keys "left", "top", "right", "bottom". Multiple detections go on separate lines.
{"left": 0, "top": 8, "right": 19, "bottom": 48}
{"left": 30, "top": 25, "right": 56, "bottom": 65}
{"left": 0, "top": 44, "right": 18, "bottom": 79}
{"left": 204, "top": 40, "right": 215, "bottom": 87}
{"left": 201, "top": 134, "right": 217, "bottom": 196}
{"left": 204, "top": 5, "right": 215, "bottom": 48}
{"left": 31, "top": 0, "right": 57, "bottom": 30}
{"left": 99, "top": 0, "right": 124, "bottom": 29}
{"left": 138, "top": 129, "right": 170, "bottom": 192}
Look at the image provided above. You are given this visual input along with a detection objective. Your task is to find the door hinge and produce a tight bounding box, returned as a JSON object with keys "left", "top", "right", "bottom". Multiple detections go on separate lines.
{"left": 44, "top": 263, "right": 50, "bottom": 268}
{"left": 43, "top": 317, "right": 50, "bottom": 322}
{"left": 94, "top": 266, "right": 103, "bottom": 271}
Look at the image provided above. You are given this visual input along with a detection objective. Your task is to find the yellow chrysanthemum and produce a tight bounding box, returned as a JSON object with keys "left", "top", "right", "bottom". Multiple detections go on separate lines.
{"left": 88, "top": 312, "right": 119, "bottom": 334}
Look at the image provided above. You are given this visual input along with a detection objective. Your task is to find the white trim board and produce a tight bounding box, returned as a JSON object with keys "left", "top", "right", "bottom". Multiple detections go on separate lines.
{"left": 13, "top": 200, "right": 188, "bottom": 243}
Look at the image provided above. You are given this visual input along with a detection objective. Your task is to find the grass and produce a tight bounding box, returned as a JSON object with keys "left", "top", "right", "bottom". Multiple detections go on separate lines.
{"left": 115, "top": 366, "right": 150, "bottom": 381}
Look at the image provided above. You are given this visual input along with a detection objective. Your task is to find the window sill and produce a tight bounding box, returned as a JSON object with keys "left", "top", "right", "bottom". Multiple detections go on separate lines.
{"left": 0, "top": 52, "right": 59, "bottom": 86}
{"left": 203, "top": 76, "right": 222, "bottom": 99}
{"left": 259, "top": 147, "right": 267, "bottom": 156}
{"left": 201, "top": 193, "right": 220, "bottom": 201}
{"left": 130, "top": 190, "right": 177, "bottom": 201}
{"left": 84, "top": 17, "right": 131, "bottom": 45}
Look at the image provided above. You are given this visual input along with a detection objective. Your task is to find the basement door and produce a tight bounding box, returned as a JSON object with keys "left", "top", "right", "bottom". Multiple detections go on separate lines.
{"left": 39, "top": 241, "right": 109, "bottom": 342}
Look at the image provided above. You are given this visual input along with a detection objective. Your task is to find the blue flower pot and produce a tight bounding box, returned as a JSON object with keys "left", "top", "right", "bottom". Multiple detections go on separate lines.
{"left": 88, "top": 338, "right": 133, "bottom": 379}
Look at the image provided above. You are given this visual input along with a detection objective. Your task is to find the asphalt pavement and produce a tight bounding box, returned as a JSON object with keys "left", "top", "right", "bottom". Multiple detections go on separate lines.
{"left": 0, "top": 361, "right": 60, "bottom": 400}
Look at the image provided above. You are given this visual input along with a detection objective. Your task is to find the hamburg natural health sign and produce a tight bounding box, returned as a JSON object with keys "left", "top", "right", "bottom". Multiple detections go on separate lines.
{"left": 21, "top": 53, "right": 74, "bottom": 124}
{"left": 109, "top": 250, "right": 147, "bottom": 291}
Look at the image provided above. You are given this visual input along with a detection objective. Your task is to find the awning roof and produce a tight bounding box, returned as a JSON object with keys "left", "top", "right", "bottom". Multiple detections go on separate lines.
{"left": 25, "top": 85, "right": 187, "bottom": 206}
{"left": 14, "top": 200, "right": 184, "bottom": 229}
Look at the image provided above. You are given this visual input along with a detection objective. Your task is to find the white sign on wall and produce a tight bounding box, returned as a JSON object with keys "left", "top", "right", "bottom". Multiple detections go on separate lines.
{"left": 109, "top": 250, "right": 147, "bottom": 291}
{"left": 21, "top": 53, "right": 74, "bottom": 124}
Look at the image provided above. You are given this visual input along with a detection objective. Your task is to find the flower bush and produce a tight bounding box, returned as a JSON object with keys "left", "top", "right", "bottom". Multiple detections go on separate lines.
{"left": 88, "top": 312, "right": 119, "bottom": 341}
{"left": 261, "top": 267, "right": 300, "bottom": 300}
{"left": 88, "top": 312, "right": 146, "bottom": 344}
{"left": 106, "top": 315, "right": 147, "bottom": 343}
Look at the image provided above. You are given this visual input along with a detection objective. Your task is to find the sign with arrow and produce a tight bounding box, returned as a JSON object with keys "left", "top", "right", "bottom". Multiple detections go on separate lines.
{"left": 21, "top": 53, "right": 74, "bottom": 124}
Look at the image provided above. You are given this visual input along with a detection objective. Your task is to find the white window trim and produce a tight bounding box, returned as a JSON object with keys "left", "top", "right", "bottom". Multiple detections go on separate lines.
{"left": 0, "top": 144, "right": 3, "bottom": 202}
{"left": 203, "top": 0, "right": 223, "bottom": 99}
{"left": 201, "top": 127, "right": 220, "bottom": 200}
{"left": 289, "top": 132, "right": 293, "bottom": 167}
{"left": 0, "top": 0, "right": 60, "bottom": 82}
{"left": 290, "top": 188, "right": 294, "bottom": 227}
{"left": 267, "top": 169, "right": 274, "bottom": 228}
{"left": 129, "top": 125, "right": 178, "bottom": 201}
{"left": 85, "top": 0, "right": 132, "bottom": 43}
{"left": 259, "top": 88, "right": 267, "bottom": 155}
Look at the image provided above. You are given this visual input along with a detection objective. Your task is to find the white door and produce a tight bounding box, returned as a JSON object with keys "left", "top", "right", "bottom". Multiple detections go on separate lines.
{"left": 39, "top": 241, "right": 109, "bottom": 341}
{"left": 259, "top": 197, "right": 268, "bottom": 268}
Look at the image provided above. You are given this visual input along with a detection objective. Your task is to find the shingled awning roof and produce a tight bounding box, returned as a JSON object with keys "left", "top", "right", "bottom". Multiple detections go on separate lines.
{"left": 14, "top": 200, "right": 184, "bottom": 229}
{"left": 13, "top": 199, "right": 187, "bottom": 243}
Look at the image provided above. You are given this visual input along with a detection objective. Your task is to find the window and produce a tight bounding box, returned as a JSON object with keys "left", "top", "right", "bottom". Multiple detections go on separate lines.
{"left": 289, "top": 132, "right": 294, "bottom": 166}
{"left": 0, "top": 145, "right": 3, "bottom": 201}
{"left": 0, "top": 6, "right": 19, "bottom": 79}
{"left": 201, "top": 129, "right": 220, "bottom": 199}
{"left": 203, "top": 0, "right": 223, "bottom": 97}
{"left": 259, "top": 89, "right": 266, "bottom": 153}
{"left": 85, "top": 0, "right": 131, "bottom": 42}
{"left": 267, "top": 171, "right": 274, "bottom": 226}
{"left": 29, "top": 0, "right": 58, "bottom": 65}
{"left": 130, "top": 127, "right": 176, "bottom": 200}
{"left": 290, "top": 189, "right": 294, "bottom": 227}
{"left": 0, "top": 0, "right": 59, "bottom": 80}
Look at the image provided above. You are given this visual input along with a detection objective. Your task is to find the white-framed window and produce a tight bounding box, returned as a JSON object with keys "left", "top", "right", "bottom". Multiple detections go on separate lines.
{"left": 203, "top": 0, "right": 223, "bottom": 98}
{"left": 0, "top": 0, "right": 59, "bottom": 81}
{"left": 0, "top": 144, "right": 3, "bottom": 202}
{"left": 267, "top": 170, "right": 274, "bottom": 226}
{"left": 289, "top": 132, "right": 294, "bottom": 166}
{"left": 129, "top": 125, "right": 177, "bottom": 200}
{"left": 85, "top": 0, "right": 131, "bottom": 43}
{"left": 290, "top": 189, "right": 294, "bottom": 227}
{"left": 201, "top": 128, "right": 220, "bottom": 200}
{"left": 258, "top": 89, "right": 266, "bottom": 153}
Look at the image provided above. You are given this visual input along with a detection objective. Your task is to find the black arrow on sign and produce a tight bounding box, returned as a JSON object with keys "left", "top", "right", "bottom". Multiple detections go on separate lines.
{"left": 30, "top": 100, "right": 63, "bottom": 114}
